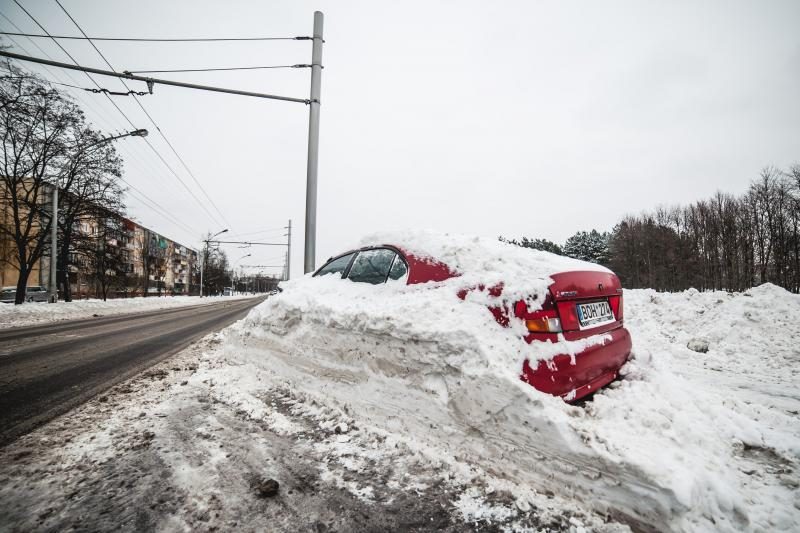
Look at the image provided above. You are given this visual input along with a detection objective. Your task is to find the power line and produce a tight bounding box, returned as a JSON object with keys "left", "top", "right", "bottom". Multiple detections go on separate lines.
{"left": 10, "top": 1, "right": 144, "bottom": 128}
{"left": 128, "top": 64, "right": 312, "bottom": 74}
{"left": 54, "top": 0, "right": 232, "bottom": 232}
{"left": 0, "top": 13, "right": 169, "bottom": 200}
{"left": 0, "top": 31, "right": 311, "bottom": 42}
{"left": 3, "top": 4, "right": 204, "bottom": 242}
{"left": 0, "top": 12, "right": 137, "bottom": 135}
{"left": 0, "top": 70, "right": 149, "bottom": 95}
{"left": 121, "top": 178, "right": 197, "bottom": 236}
{"left": 226, "top": 227, "right": 287, "bottom": 239}
{"left": 0, "top": 49, "right": 311, "bottom": 103}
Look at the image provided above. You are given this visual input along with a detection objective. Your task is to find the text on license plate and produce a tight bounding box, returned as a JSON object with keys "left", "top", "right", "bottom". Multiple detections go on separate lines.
{"left": 576, "top": 300, "right": 614, "bottom": 329}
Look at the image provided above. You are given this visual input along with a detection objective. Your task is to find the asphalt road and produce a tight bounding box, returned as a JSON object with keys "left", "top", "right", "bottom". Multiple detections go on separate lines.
{"left": 0, "top": 297, "right": 265, "bottom": 447}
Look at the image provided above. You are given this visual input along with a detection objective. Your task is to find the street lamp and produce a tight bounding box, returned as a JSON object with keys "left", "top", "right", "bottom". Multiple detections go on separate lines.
{"left": 200, "top": 228, "right": 228, "bottom": 297}
{"left": 49, "top": 128, "right": 149, "bottom": 303}
{"left": 232, "top": 253, "right": 251, "bottom": 295}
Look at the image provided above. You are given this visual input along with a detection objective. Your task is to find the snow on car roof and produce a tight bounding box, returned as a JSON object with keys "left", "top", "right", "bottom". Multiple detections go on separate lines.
{"left": 360, "top": 230, "right": 610, "bottom": 276}
{"left": 358, "top": 230, "right": 610, "bottom": 295}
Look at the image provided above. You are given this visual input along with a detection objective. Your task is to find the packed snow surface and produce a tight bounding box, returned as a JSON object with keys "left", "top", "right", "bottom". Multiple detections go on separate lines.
{"left": 0, "top": 294, "right": 256, "bottom": 329}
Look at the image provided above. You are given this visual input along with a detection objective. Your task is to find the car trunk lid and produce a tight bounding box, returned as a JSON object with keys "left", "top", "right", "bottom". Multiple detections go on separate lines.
{"left": 548, "top": 271, "right": 623, "bottom": 333}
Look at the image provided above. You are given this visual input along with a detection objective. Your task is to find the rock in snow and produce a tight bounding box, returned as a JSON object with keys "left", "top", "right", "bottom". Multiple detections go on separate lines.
{"left": 251, "top": 477, "right": 280, "bottom": 498}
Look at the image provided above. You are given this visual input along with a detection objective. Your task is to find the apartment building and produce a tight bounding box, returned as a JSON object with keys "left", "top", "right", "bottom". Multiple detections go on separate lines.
{"left": 1, "top": 182, "right": 198, "bottom": 298}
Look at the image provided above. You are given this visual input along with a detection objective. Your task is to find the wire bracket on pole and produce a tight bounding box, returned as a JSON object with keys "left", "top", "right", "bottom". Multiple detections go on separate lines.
{"left": 86, "top": 87, "right": 149, "bottom": 96}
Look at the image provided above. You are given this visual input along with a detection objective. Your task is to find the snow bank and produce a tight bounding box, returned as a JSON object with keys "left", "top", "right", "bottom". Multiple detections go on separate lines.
{"left": 218, "top": 232, "right": 799, "bottom": 531}
{"left": 0, "top": 294, "right": 256, "bottom": 329}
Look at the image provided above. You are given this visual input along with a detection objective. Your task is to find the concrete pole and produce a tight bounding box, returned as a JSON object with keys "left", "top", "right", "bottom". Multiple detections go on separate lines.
{"left": 304, "top": 11, "right": 323, "bottom": 273}
{"left": 286, "top": 218, "right": 292, "bottom": 280}
{"left": 199, "top": 242, "right": 206, "bottom": 297}
{"left": 49, "top": 185, "right": 58, "bottom": 303}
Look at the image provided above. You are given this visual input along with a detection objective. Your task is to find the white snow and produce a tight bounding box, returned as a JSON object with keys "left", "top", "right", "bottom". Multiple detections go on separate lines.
{"left": 210, "top": 232, "right": 799, "bottom": 532}
{"left": 360, "top": 229, "right": 610, "bottom": 292}
{"left": 3, "top": 232, "right": 799, "bottom": 531}
{"left": 0, "top": 294, "right": 257, "bottom": 329}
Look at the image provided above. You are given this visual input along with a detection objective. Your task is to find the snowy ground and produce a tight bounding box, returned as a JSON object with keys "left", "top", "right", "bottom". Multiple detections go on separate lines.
{"left": 1, "top": 275, "right": 798, "bottom": 530}
{"left": 0, "top": 294, "right": 257, "bottom": 329}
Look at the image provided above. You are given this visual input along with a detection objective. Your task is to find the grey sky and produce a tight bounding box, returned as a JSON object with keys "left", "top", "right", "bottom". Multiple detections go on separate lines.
{"left": 1, "top": 0, "right": 798, "bottom": 278}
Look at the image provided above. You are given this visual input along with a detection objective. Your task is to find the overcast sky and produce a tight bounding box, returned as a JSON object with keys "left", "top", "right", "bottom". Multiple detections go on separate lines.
{"left": 1, "top": 0, "right": 798, "bottom": 278}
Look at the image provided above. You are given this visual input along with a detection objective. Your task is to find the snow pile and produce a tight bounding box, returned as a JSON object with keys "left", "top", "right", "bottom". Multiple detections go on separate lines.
{"left": 566, "top": 285, "right": 800, "bottom": 531}
{"left": 216, "top": 232, "right": 799, "bottom": 531}
{"left": 0, "top": 294, "right": 256, "bottom": 329}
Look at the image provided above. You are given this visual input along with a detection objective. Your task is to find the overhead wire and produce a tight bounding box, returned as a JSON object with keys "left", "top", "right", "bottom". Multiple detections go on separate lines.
{"left": 0, "top": 31, "right": 310, "bottom": 42}
{"left": 0, "top": 8, "right": 199, "bottom": 244}
{"left": 121, "top": 179, "right": 197, "bottom": 237}
{"left": 10, "top": 0, "right": 228, "bottom": 234}
{"left": 0, "top": 11, "right": 123, "bottom": 134}
{"left": 53, "top": 0, "right": 232, "bottom": 232}
{"left": 226, "top": 227, "right": 288, "bottom": 239}
{"left": 127, "top": 64, "right": 311, "bottom": 74}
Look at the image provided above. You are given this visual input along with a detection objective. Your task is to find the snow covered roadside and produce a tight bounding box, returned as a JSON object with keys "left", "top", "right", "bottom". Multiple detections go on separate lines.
{"left": 211, "top": 278, "right": 800, "bottom": 531}
{"left": 1, "top": 228, "right": 797, "bottom": 531}
{"left": 2, "top": 283, "right": 796, "bottom": 531}
{"left": 0, "top": 294, "right": 257, "bottom": 329}
{"left": 0, "top": 333, "right": 619, "bottom": 532}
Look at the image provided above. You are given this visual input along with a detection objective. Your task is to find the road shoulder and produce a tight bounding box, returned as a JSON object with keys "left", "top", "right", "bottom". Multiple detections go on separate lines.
{"left": 0, "top": 333, "right": 623, "bottom": 532}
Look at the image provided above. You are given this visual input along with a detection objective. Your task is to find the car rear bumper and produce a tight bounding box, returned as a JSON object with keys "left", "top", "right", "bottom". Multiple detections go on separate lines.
{"left": 520, "top": 326, "right": 631, "bottom": 402}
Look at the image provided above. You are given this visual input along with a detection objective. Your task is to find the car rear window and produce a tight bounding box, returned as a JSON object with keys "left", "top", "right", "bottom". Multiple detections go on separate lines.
{"left": 316, "top": 253, "right": 355, "bottom": 278}
{"left": 347, "top": 249, "right": 396, "bottom": 284}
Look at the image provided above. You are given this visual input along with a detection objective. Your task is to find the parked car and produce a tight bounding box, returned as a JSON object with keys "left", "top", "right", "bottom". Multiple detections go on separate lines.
{"left": 0, "top": 286, "right": 15, "bottom": 303}
{"left": 0, "top": 285, "right": 50, "bottom": 303}
{"left": 313, "top": 244, "right": 631, "bottom": 402}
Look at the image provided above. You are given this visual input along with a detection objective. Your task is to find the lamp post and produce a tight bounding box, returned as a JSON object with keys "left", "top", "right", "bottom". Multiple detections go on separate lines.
{"left": 233, "top": 253, "right": 251, "bottom": 294}
{"left": 49, "top": 128, "right": 149, "bottom": 303}
{"left": 200, "top": 228, "right": 228, "bottom": 297}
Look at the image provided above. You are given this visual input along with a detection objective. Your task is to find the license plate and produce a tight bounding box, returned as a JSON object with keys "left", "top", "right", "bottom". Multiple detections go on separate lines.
{"left": 576, "top": 300, "right": 614, "bottom": 329}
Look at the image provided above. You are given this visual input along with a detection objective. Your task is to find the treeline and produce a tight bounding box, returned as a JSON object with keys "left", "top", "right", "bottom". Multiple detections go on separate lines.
{"left": 503, "top": 165, "right": 800, "bottom": 293}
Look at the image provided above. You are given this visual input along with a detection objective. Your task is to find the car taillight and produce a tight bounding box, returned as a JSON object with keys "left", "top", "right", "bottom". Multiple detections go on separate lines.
{"left": 608, "top": 294, "right": 623, "bottom": 321}
{"left": 514, "top": 296, "right": 563, "bottom": 333}
{"left": 525, "top": 312, "right": 562, "bottom": 333}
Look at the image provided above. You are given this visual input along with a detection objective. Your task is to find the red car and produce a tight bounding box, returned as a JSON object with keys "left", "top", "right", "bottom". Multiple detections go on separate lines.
{"left": 313, "top": 244, "right": 631, "bottom": 402}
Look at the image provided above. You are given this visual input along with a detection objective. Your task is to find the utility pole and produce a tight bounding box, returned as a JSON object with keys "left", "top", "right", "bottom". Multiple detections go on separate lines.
{"left": 304, "top": 11, "right": 323, "bottom": 274}
{"left": 286, "top": 219, "right": 292, "bottom": 280}
{"left": 48, "top": 186, "right": 58, "bottom": 303}
{"left": 199, "top": 244, "right": 206, "bottom": 297}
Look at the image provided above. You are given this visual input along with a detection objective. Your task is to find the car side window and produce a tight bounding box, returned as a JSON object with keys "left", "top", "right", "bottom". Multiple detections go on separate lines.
{"left": 315, "top": 253, "right": 355, "bottom": 278}
{"left": 346, "top": 249, "right": 396, "bottom": 284}
{"left": 388, "top": 255, "right": 408, "bottom": 282}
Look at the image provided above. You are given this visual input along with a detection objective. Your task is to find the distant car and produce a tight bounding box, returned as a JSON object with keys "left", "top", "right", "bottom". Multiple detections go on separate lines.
{"left": 0, "top": 285, "right": 50, "bottom": 303}
{"left": 223, "top": 287, "right": 234, "bottom": 296}
{"left": 0, "top": 286, "right": 15, "bottom": 303}
{"left": 313, "top": 244, "right": 631, "bottom": 402}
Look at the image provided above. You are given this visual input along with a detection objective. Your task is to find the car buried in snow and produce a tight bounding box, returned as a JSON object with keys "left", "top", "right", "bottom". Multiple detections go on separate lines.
{"left": 313, "top": 243, "right": 631, "bottom": 402}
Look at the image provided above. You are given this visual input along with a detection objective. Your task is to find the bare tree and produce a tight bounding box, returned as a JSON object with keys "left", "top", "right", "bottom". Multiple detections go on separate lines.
{"left": 55, "top": 127, "right": 123, "bottom": 301}
{"left": 86, "top": 211, "right": 126, "bottom": 301}
{"left": 0, "top": 63, "right": 79, "bottom": 303}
